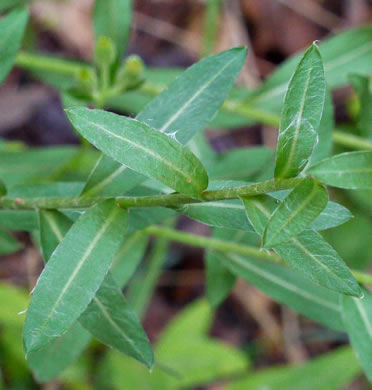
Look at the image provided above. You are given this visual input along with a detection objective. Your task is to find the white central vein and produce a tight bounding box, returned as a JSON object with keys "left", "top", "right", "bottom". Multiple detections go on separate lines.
{"left": 78, "top": 116, "right": 197, "bottom": 188}
{"left": 289, "top": 234, "right": 349, "bottom": 287}
{"left": 157, "top": 55, "right": 240, "bottom": 134}
{"left": 228, "top": 253, "right": 340, "bottom": 312}
{"left": 354, "top": 298, "right": 372, "bottom": 339}
{"left": 34, "top": 206, "right": 120, "bottom": 342}
{"left": 267, "top": 182, "right": 318, "bottom": 244}
{"left": 44, "top": 211, "right": 64, "bottom": 242}
{"left": 278, "top": 53, "right": 314, "bottom": 178}
{"left": 91, "top": 295, "right": 146, "bottom": 360}
{"left": 187, "top": 201, "right": 245, "bottom": 210}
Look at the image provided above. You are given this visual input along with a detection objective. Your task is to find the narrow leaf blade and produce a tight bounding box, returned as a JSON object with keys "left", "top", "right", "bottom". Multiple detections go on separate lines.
{"left": 243, "top": 195, "right": 361, "bottom": 296}
{"left": 66, "top": 108, "right": 208, "bottom": 197}
{"left": 79, "top": 273, "right": 153, "bottom": 368}
{"left": 308, "top": 151, "right": 372, "bottom": 189}
{"left": 263, "top": 178, "right": 328, "bottom": 248}
{"left": 137, "top": 47, "right": 247, "bottom": 145}
{"left": 342, "top": 287, "right": 372, "bottom": 381}
{"left": 93, "top": 0, "right": 132, "bottom": 59}
{"left": 83, "top": 48, "right": 246, "bottom": 197}
{"left": 0, "top": 7, "right": 29, "bottom": 85}
{"left": 275, "top": 43, "right": 325, "bottom": 179}
{"left": 24, "top": 200, "right": 128, "bottom": 352}
{"left": 218, "top": 251, "right": 344, "bottom": 331}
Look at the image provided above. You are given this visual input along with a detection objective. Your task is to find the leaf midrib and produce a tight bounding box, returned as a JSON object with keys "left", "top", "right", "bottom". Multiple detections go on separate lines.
{"left": 156, "top": 54, "right": 242, "bottom": 136}
{"left": 30, "top": 206, "right": 120, "bottom": 349}
{"left": 277, "top": 51, "right": 315, "bottom": 179}
{"left": 77, "top": 116, "right": 201, "bottom": 193}
{"left": 228, "top": 253, "right": 341, "bottom": 312}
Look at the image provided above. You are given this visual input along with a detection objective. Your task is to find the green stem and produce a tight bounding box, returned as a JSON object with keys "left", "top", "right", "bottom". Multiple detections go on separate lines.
{"left": 202, "top": 0, "right": 222, "bottom": 56}
{"left": 16, "top": 51, "right": 87, "bottom": 76}
{"left": 144, "top": 225, "right": 283, "bottom": 263}
{"left": 143, "top": 226, "right": 372, "bottom": 286}
{"left": 0, "top": 178, "right": 302, "bottom": 210}
{"left": 332, "top": 130, "right": 372, "bottom": 151}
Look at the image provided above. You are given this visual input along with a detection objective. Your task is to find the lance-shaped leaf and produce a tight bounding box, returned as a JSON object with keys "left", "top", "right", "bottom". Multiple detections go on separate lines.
{"left": 342, "top": 287, "right": 372, "bottom": 382}
{"left": 24, "top": 200, "right": 128, "bottom": 353}
{"left": 79, "top": 273, "right": 153, "bottom": 368}
{"left": 349, "top": 73, "right": 372, "bottom": 138}
{"left": 0, "top": 229, "right": 21, "bottom": 255}
{"left": 137, "top": 47, "right": 247, "bottom": 145}
{"left": 37, "top": 209, "right": 153, "bottom": 371}
{"left": 82, "top": 48, "right": 246, "bottom": 197}
{"left": 263, "top": 178, "right": 328, "bottom": 248}
{"left": 93, "top": 0, "right": 132, "bottom": 60}
{"left": 275, "top": 230, "right": 361, "bottom": 297}
{"left": 310, "top": 201, "right": 352, "bottom": 231}
{"left": 27, "top": 322, "right": 91, "bottom": 383}
{"left": 82, "top": 154, "right": 145, "bottom": 197}
{"left": 275, "top": 43, "right": 325, "bottom": 179}
{"left": 0, "top": 7, "right": 29, "bottom": 85}
{"left": 111, "top": 231, "right": 148, "bottom": 288}
{"left": 308, "top": 151, "right": 372, "bottom": 189}
{"left": 180, "top": 200, "right": 254, "bottom": 232}
{"left": 217, "top": 251, "right": 344, "bottom": 331}
{"left": 229, "top": 347, "right": 360, "bottom": 390}
{"left": 66, "top": 108, "right": 208, "bottom": 198}
{"left": 242, "top": 195, "right": 361, "bottom": 296}
{"left": 0, "top": 210, "right": 38, "bottom": 231}
{"left": 272, "top": 190, "right": 353, "bottom": 231}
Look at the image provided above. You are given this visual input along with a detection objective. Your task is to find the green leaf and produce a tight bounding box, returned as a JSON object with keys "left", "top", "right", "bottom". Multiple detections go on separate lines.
{"left": 180, "top": 200, "right": 254, "bottom": 231}
{"left": 252, "top": 27, "right": 372, "bottom": 116}
{"left": 93, "top": 0, "right": 132, "bottom": 59}
{"left": 0, "top": 0, "right": 31, "bottom": 10}
{"left": 0, "top": 7, "right": 29, "bottom": 85}
{"left": 37, "top": 209, "right": 153, "bottom": 373}
{"left": 0, "top": 228, "right": 21, "bottom": 255}
{"left": 98, "top": 300, "right": 249, "bottom": 390}
{"left": 155, "top": 299, "right": 249, "bottom": 389}
{"left": 210, "top": 147, "right": 274, "bottom": 181}
{"left": 0, "top": 147, "right": 79, "bottom": 188}
{"left": 228, "top": 347, "right": 360, "bottom": 390}
{"left": 310, "top": 88, "right": 334, "bottom": 165}
{"left": 218, "top": 251, "right": 344, "bottom": 331}
{"left": 342, "top": 287, "right": 372, "bottom": 382}
{"left": 27, "top": 322, "right": 91, "bottom": 383}
{"left": 275, "top": 44, "right": 326, "bottom": 179}
{"left": 111, "top": 231, "right": 148, "bottom": 288}
{"left": 66, "top": 108, "right": 208, "bottom": 197}
{"left": 82, "top": 154, "right": 144, "bottom": 197}
{"left": 262, "top": 178, "right": 328, "bottom": 248}
{"left": 275, "top": 229, "right": 361, "bottom": 297}
{"left": 84, "top": 48, "right": 246, "bottom": 197}
{"left": 136, "top": 48, "right": 247, "bottom": 145}
{"left": 39, "top": 210, "right": 73, "bottom": 262}
{"left": 308, "top": 151, "right": 372, "bottom": 189}
{"left": 24, "top": 200, "right": 128, "bottom": 352}
{"left": 310, "top": 201, "right": 352, "bottom": 231}
{"left": 270, "top": 191, "right": 352, "bottom": 231}
{"left": 0, "top": 210, "right": 38, "bottom": 231}
{"left": 8, "top": 182, "right": 85, "bottom": 198}
{"left": 349, "top": 73, "right": 372, "bottom": 138}
{"left": 205, "top": 229, "right": 247, "bottom": 307}
{"left": 79, "top": 273, "right": 153, "bottom": 368}
{"left": 244, "top": 194, "right": 361, "bottom": 296}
